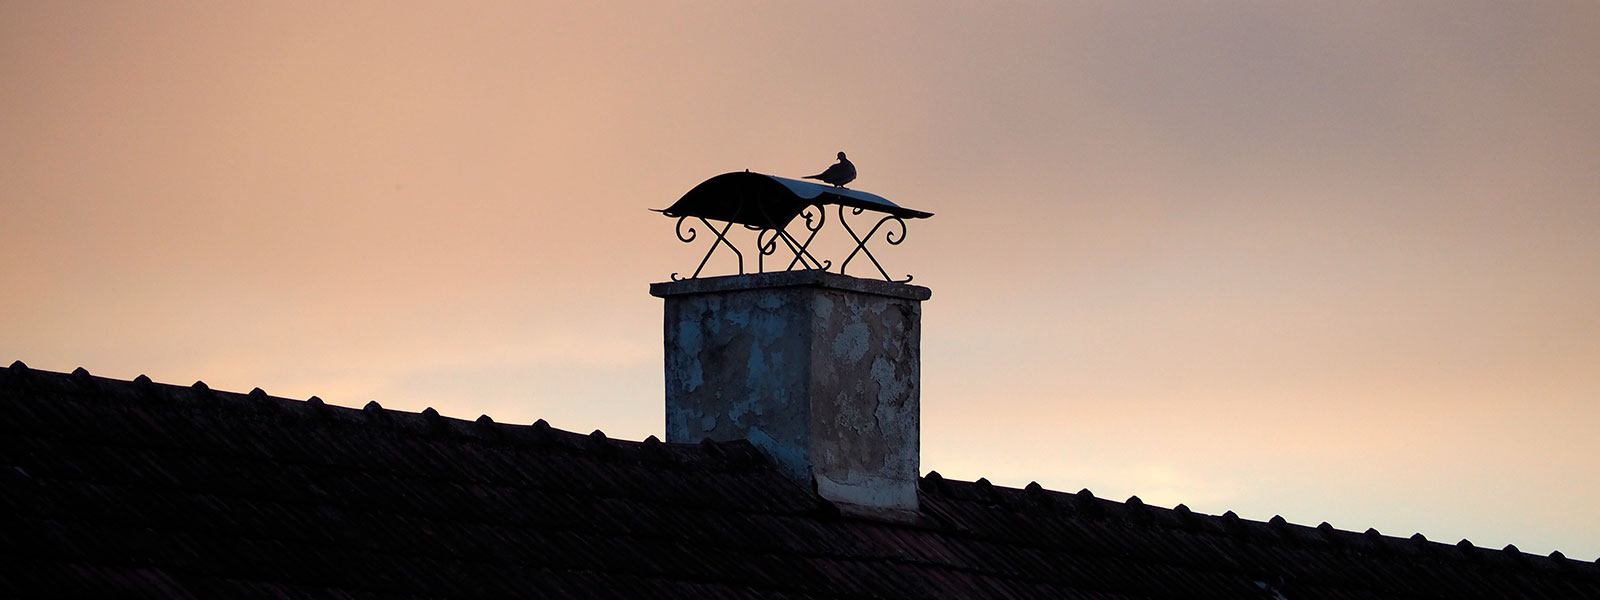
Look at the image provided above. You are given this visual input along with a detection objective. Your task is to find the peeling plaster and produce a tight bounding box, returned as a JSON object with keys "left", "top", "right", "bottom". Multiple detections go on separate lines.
{"left": 675, "top": 320, "right": 705, "bottom": 393}
{"left": 833, "top": 322, "right": 870, "bottom": 364}
{"left": 654, "top": 272, "right": 927, "bottom": 515}
{"left": 815, "top": 471, "right": 918, "bottom": 513}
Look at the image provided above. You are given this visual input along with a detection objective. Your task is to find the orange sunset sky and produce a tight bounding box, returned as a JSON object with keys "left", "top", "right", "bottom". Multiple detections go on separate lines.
{"left": 4, "top": 2, "right": 1598, "bottom": 559}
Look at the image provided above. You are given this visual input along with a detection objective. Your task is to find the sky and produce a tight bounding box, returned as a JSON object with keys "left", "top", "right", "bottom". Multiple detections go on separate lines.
{"left": 4, "top": 1, "right": 1598, "bottom": 560}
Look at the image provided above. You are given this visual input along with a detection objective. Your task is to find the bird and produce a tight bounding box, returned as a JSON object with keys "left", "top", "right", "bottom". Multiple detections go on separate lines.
{"left": 804, "top": 152, "right": 856, "bottom": 187}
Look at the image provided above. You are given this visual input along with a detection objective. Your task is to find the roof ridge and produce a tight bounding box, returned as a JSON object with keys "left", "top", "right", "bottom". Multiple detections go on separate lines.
{"left": 1, "top": 361, "right": 771, "bottom": 474}
{"left": 7, "top": 359, "right": 1600, "bottom": 596}
{"left": 918, "top": 470, "right": 1600, "bottom": 573}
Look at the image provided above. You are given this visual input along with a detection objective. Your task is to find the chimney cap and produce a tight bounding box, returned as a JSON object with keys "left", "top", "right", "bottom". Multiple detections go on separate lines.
{"left": 657, "top": 171, "right": 932, "bottom": 230}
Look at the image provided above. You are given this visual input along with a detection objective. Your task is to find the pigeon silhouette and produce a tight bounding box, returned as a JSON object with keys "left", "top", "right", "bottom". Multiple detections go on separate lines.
{"left": 804, "top": 152, "right": 856, "bottom": 187}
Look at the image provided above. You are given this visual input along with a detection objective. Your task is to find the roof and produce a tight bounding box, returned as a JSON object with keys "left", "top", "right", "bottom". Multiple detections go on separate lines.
{"left": 4, "top": 361, "right": 1598, "bottom": 599}
{"left": 659, "top": 171, "right": 934, "bottom": 230}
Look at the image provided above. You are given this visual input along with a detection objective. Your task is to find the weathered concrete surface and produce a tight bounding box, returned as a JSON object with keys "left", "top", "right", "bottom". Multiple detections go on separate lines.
{"left": 653, "top": 271, "right": 926, "bottom": 515}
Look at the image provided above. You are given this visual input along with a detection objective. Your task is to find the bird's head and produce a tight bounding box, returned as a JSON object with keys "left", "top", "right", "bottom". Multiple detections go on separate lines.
{"left": 837, "top": 151, "right": 847, "bottom": 160}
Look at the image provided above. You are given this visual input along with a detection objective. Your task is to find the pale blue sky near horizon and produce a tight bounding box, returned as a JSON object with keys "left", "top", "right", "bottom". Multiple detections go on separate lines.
{"left": 4, "top": 2, "right": 1598, "bottom": 559}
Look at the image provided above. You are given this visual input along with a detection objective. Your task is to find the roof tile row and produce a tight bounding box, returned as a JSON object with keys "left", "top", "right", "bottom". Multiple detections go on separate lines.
{"left": 4, "top": 361, "right": 1599, "bottom": 599}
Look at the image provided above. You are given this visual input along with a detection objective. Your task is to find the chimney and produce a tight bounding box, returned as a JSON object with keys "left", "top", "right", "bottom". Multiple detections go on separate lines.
{"left": 651, "top": 270, "right": 928, "bottom": 518}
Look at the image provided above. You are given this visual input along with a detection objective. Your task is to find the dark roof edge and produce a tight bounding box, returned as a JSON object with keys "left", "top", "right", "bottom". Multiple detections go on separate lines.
{"left": 1, "top": 361, "right": 771, "bottom": 474}
{"left": 917, "top": 469, "right": 1600, "bottom": 572}
{"left": 9, "top": 359, "right": 1596, "bottom": 572}
{"left": 650, "top": 270, "right": 932, "bottom": 301}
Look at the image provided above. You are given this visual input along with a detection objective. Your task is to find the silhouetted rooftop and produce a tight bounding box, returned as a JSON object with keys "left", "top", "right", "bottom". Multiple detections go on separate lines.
{"left": 4, "top": 361, "right": 1598, "bottom": 598}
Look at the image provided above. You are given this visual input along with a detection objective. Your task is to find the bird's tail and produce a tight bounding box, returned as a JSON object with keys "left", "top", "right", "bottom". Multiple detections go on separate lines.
{"left": 803, "top": 174, "right": 824, "bottom": 180}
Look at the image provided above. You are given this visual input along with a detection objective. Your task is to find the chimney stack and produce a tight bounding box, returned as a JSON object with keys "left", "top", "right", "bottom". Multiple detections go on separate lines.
{"left": 651, "top": 271, "right": 928, "bottom": 518}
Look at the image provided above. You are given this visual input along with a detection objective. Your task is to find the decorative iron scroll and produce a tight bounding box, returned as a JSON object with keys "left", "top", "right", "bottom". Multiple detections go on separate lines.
{"left": 669, "top": 216, "right": 742, "bottom": 281}
{"left": 659, "top": 171, "right": 932, "bottom": 282}
{"left": 838, "top": 206, "right": 911, "bottom": 283}
{"left": 757, "top": 205, "right": 829, "bottom": 274}
{"left": 668, "top": 203, "right": 912, "bottom": 283}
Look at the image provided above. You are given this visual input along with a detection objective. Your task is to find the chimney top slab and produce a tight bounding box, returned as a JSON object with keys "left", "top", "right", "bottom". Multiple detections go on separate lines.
{"left": 651, "top": 270, "right": 931, "bottom": 301}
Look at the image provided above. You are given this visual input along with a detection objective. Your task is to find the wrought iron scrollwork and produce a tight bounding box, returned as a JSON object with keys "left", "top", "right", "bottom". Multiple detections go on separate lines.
{"left": 664, "top": 200, "right": 918, "bottom": 283}
{"left": 669, "top": 204, "right": 912, "bottom": 282}
{"left": 659, "top": 172, "right": 932, "bottom": 283}
{"left": 670, "top": 216, "right": 742, "bottom": 281}
{"left": 837, "top": 206, "right": 912, "bottom": 283}
{"left": 756, "top": 204, "right": 829, "bottom": 274}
